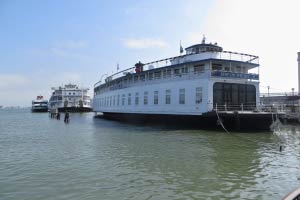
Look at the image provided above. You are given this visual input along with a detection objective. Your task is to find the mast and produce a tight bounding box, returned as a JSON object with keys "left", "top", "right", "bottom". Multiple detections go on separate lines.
{"left": 298, "top": 52, "right": 300, "bottom": 94}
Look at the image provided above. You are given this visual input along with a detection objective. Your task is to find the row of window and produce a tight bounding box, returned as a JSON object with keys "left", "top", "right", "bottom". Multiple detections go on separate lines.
{"left": 53, "top": 92, "right": 85, "bottom": 96}
{"left": 95, "top": 65, "right": 207, "bottom": 94}
{"left": 95, "top": 87, "right": 203, "bottom": 107}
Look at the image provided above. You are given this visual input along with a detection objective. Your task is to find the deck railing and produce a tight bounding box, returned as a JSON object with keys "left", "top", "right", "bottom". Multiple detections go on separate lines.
{"left": 94, "top": 51, "right": 259, "bottom": 88}
{"left": 94, "top": 71, "right": 211, "bottom": 94}
{"left": 260, "top": 92, "right": 299, "bottom": 97}
{"left": 211, "top": 102, "right": 300, "bottom": 114}
{"left": 94, "top": 69, "right": 259, "bottom": 94}
{"left": 212, "top": 103, "right": 257, "bottom": 112}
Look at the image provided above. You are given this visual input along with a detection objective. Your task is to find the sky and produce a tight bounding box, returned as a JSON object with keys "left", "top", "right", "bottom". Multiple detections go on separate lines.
{"left": 0, "top": 0, "right": 300, "bottom": 106}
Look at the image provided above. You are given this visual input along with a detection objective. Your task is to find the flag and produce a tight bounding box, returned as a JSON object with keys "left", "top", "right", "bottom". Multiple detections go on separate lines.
{"left": 180, "top": 40, "right": 183, "bottom": 54}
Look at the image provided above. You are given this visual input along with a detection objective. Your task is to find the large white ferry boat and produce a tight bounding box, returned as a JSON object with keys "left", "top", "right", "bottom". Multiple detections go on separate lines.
{"left": 31, "top": 95, "right": 48, "bottom": 112}
{"left": 49, "top": 84, "right": 92, "bottom": 112}
{"left": 93, "top": 37, "right": 279, "bottom": 130}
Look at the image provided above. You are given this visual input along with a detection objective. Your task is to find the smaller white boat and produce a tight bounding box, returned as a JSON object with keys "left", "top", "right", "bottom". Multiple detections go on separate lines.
{"left": 48, "top": 84, "right": 92, "bottom": 112}
{"left": 31, "top": 95, "right": 48, "bottom": 112}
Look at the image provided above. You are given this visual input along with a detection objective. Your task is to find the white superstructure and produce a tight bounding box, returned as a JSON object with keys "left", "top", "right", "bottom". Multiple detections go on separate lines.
{"left": 49, "top": 84, "right": 92, "bottom": 112}
{"left": 31, "top": 95, "right": 48, "bottom": 112}
{"left": 92, "top": 37, "right": 272, "bottom": 130}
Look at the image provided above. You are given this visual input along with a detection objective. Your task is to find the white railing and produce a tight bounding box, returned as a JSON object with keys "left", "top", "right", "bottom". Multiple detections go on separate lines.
{"left": 211, "top": 102, "right": 300, "bottom": 114}
{"left": 260, "top": 92, "right": 299, "bottom": 97}
{"left": 212, "top": 103, "right": 257, "bottom": 112}
{"left": 94, "top": 69, "right": 259, "bottom": 95}
{"left": 94, "top": 71, "right": 210, "bottom": 95}
{"left": 94, "top": 51, "right": 259, "bottom": 88}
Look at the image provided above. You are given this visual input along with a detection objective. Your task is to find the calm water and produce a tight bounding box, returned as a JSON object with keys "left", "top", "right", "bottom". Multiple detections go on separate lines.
{"left": 1, "top": 109, "right": 300, "bottom": 200}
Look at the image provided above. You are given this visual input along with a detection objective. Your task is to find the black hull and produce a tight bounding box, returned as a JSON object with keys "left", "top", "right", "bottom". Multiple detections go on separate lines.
{"left": 98, "top": 112, "right": 278, "bottom": 131}
{"left": 56, "top": 107, "right": 92, "bottom": 112}
{"left": 31, "top": 108, "right": 48, "bottom": 112}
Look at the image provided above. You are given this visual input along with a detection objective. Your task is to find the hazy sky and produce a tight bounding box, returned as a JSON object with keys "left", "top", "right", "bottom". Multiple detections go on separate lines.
{"left": 1, "top": 0, "right": 300, "bottom": 106}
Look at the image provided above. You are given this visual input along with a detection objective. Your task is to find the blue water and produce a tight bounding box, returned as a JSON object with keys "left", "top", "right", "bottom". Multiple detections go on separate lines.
{"left": 1, "top": 109, "right": 300, "bottom": 200}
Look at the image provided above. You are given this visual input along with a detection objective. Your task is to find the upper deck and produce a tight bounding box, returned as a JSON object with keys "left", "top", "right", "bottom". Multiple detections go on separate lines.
{"left": 51, "top": 84, "right": 89, "bottom": 92}
{"left": 94, "top": 39, "right": 259, "bottom": 94}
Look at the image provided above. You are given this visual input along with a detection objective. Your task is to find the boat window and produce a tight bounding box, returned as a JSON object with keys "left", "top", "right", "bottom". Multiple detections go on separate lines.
{"left": 149, "top": 72, "right": 154, "bottom": 80}
{"left": 113, "top": 96, "right": 116, "bottom": 106}
{"left": 117, "top": 95, "right": 120, "bottom": 106}
{"left": 213, "top": 83, "right": 256, "bottom": 110}
{"left": 212, "top": 64, "right": 222, "bottom": 71}
{"left": 181, "top": 67, "right": 188, "bottom": 74}
{"left": 144, "top": 91, "right": 148, "bottom": 105}
{"left": 162, "top": 70, "right": 166, "bottom": 78}
{"left": 174, "top": 69, "right": 180, "bottom": 75}
{"left": 166, "top": 90, "right": 171, "bottom": 104}
{"left": 166, "top": 69, "right": 171, "bottom": 77}
{"left": 241, "top": 66, "right": 245, "bottom": 73}
{"left": 122, "top": 94, "right": 125, "bottom": 106}
{"left": 128, "top": 93, "right": 131, "bottom": 105}
{"left": 110, "top": 96, "right": 112, "bottom": 106}
{"left": 135, "top": 93, "right": 139, "bottom": 105}
{"left": 128, "top": 76, "right": 132, "bottom": 83}
{"left": 154, "top": 91, "right": 159, "bottom": 105}
{"left": 140, "top": 75, "right": 145, "bottom": 81}
{"left": 236, "top": 66, "right": 242, "bottom": 73}
{"left": 196, "top": 87, "right": 202, "bottom": 104}
{"left": 154, "top": 71, "right": 161, "bottom": 79}
{"left": 134, "top": 76, "right": 138, "bottom": 82}
{"left": 194, "top": 64, "right": 205, "bottom": 73}
{"left": 179, "top": 89, "right": 185, "bottom": 104}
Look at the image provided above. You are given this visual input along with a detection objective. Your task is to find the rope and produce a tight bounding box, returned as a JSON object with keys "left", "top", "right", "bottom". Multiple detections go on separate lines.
{"left": 214, "top": 108, "right": 286, "bottom": 153}
{"left": 215, "top": 109, "right": 230, "bottom": 134}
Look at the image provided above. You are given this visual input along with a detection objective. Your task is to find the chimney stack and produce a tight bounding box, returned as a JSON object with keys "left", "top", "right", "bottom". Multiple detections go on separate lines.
{"left": 298, "top": 52, "right": 300, "bottom": 94}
